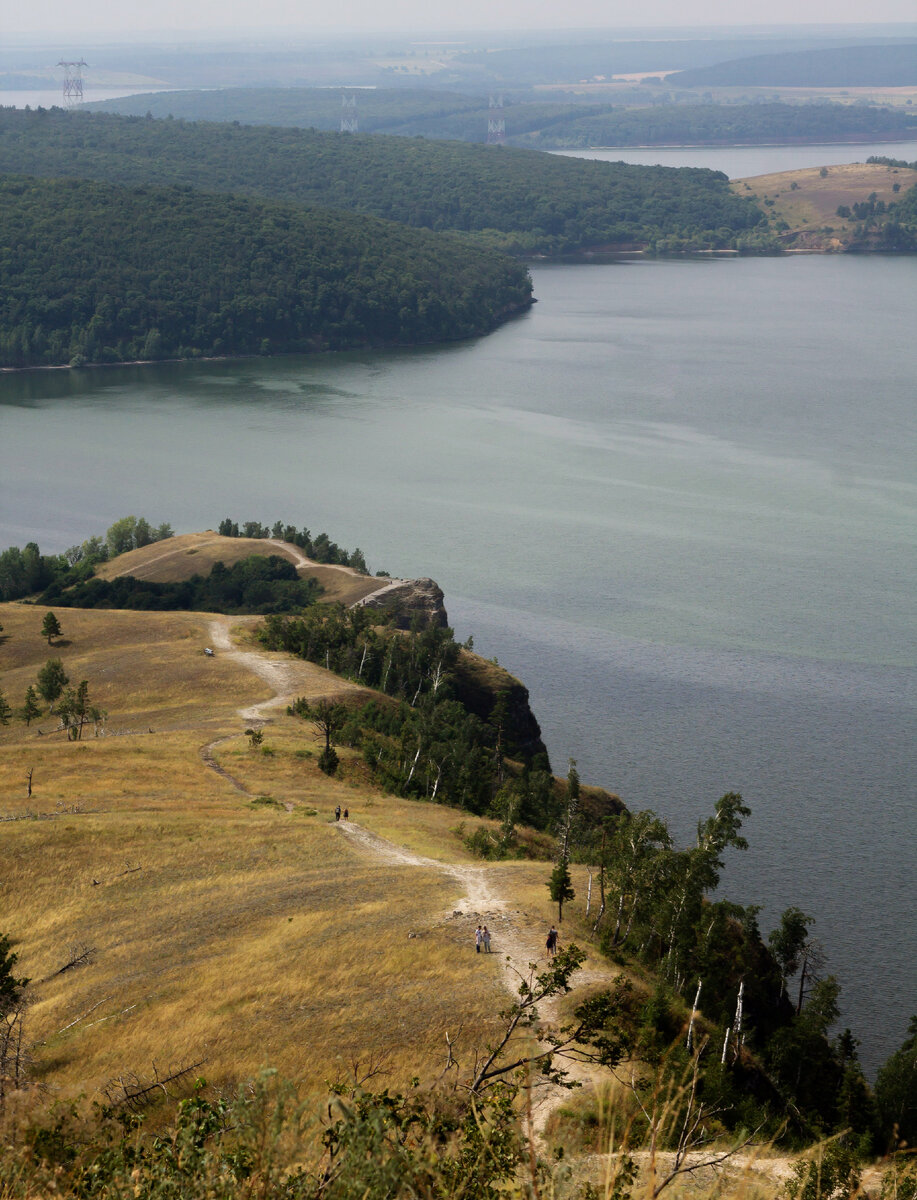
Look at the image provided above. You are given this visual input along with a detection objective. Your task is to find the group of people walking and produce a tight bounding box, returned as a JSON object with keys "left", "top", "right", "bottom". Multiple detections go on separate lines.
{"left": 474, "top": 923, "right": 559, "bottom": 957}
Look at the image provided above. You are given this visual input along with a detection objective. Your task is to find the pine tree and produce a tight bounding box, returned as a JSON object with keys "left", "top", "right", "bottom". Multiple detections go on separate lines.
{"left": 21, "top": 686, "right": 41, "bottom": 726}
{"left": 40, "top": 611, "right": 62, "bottom": 645}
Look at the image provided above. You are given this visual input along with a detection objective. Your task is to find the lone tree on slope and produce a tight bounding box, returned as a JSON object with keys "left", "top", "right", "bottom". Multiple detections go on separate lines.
{"left": 290, "top": 696, "right": 348, "bottom": 776}
{"left": 41, "top": 611, "right": 62, "bottom": 645}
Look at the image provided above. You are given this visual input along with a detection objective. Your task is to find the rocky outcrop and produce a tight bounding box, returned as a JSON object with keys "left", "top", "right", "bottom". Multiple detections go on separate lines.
{"left": 356, "top": 577, "right": 448, "bottom": 630}
{"left": 452, "top": 650, "right": 549, "bottom": 766}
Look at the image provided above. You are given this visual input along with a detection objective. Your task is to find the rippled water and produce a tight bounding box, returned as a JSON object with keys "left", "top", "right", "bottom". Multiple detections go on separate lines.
{"left": 2, "top": 252, "right": 914, "bottom": 1074}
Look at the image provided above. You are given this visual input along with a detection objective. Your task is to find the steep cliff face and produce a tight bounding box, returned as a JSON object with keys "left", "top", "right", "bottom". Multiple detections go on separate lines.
{"left": 451, "top": 650, "right": 549, "bottom": 767}
{"left": 357, "top": 577, "right": 448, "bottom": 630}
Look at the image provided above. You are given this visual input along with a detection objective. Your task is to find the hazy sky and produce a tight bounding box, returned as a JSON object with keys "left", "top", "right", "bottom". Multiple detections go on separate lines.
{"left": 7, "top": 0, "right": 917, "bottom": 39}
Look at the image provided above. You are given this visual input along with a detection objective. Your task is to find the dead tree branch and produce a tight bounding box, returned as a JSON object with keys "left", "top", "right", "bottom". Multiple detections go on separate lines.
{"left": 103, "top": 1058, "right": 206, "bottom": 1113}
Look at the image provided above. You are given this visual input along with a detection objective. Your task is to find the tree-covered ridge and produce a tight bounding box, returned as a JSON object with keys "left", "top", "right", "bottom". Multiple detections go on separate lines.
{"left": 672, "top": 42, "right": 917, "bottom": 88}
{"left": 519, "top": 101, "right": 917, "bottom": 149}
{"left": 0, "top": 174, "right": 533, "bottom": 368}
{"left": 94, "top": 89, "right": 917, "bottom": 149}
{"left": 0, "top": 108, "right": 765, "bottom": 254}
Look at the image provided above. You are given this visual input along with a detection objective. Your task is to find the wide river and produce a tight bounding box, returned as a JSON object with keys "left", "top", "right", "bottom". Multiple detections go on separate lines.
{"left": 2, "top": 234, "right": 915, "bottom": 1076}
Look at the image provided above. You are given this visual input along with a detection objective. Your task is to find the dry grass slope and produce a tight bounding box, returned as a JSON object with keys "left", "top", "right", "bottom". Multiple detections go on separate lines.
{"left": 0, "top": 600, "right": 584, "bottom": 1112}
{"left": 733, "top": 160, "right": 917, "bottom": 249}
{"left": 94, "top": 532, "right": 386, "bottom": 605}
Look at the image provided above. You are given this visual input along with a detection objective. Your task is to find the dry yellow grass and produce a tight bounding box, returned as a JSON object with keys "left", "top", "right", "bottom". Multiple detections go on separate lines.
{"left": 0, "top": 601, "right": 511, "bottom": 1105}
{"left": 733, "top": 161, "right": 917, "bottom": 249}
{"left": 93, "top": 532, "right": 386, "bottom": 605}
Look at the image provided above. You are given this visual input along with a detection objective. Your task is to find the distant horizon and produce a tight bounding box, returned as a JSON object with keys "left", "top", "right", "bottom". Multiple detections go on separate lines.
{"left": 4, "top": 18, "right": 917, "bottom": 45}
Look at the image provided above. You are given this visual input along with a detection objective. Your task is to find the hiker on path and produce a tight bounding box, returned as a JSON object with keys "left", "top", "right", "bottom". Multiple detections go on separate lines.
{"left": 546, "top": 926, "right": 558, "bottom": 957}
{"left": 343, "top": 808, "right": 349, "bottom": 820}
{"left": 335, "top": 805, "right": 341, "bottom": 821}
{"left": 482, "top": 926, "right": 491, "bottom": 953}
{"left": 475, "top": 926, "right": 483, "bottom": 954}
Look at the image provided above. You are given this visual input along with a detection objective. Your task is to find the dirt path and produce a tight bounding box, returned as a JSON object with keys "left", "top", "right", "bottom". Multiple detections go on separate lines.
{"left": 198, "top": 616, "right": 367, "bottom": 787}
{"left": 337, "top": 821, "right": 612, "bottom": 1133}
{"left": 197, "top": 618, "right": 614, "bottom": 1131}
{"left": 207, "top": 616, "right": 364, "bottom": 722}
{"left": 263, "top": 540, "right": 408, "bottom": 607}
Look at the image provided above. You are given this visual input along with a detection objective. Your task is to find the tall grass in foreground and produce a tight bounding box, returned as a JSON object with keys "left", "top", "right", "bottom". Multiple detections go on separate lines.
{"left": 2, "top": 1067, "right": 907, "bottom": 1200}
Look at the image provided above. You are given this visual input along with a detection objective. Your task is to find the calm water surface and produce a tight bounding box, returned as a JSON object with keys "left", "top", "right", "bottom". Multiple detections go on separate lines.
{"left": 557, "top": 139, "right": 917, "bottom": 176}
{"left": 2, "top": 254, "right": 915, "bottom": 1074}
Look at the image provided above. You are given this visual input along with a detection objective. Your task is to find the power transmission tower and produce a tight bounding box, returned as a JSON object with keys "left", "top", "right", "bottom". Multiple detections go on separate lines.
{"left": 58, "top": 60, "right": 88, "bottom": 107}
{"left": 487, "top": 94, "right": 505, "bottom": 145}
{"left": 341, "top": 92, "right": 358, "bottom": 133}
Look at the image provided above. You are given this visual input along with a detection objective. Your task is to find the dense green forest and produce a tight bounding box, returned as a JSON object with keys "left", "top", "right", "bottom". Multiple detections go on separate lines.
{"left": 673, "top": 42, "right": 917, "bottom": 87}
{"left": 0, "top": 174, "right": 533, "bottom": 368}
{"left": 0, "top": 108, "right": 765, "bottom": 254}
{"left": 93, "top": 88, "right": 917, "bottom": 148}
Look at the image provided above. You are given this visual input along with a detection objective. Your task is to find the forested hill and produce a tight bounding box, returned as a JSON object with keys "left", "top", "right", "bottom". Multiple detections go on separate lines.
{"left": 0, "top": 175, "right": 533, "bottom": 369}
{"left": 93, "top": 89, "right": 917, "bottom": 150}
{"left": 0, "top": 108, "right": 765, "bottom": 254}
{"left": 673, "top": 42, "right": 917, "bottom": 87}
{"left": 518, "top": 101, "right": 917, "bottom": 149}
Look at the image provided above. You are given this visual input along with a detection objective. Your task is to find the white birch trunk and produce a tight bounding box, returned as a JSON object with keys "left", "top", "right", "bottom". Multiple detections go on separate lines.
{"left": 686, "top": 979, "right": 702, "bottom": 1053}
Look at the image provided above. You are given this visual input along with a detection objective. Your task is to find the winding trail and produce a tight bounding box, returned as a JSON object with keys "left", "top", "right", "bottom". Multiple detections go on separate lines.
{"left": 263, "top": 540, "right": 409, "bottom": 608}
{"left": 197, "top": 616, "right": 611, "bottom": 1131}
{"left": 198, "top": 616, "right": 367, "bottom": 786}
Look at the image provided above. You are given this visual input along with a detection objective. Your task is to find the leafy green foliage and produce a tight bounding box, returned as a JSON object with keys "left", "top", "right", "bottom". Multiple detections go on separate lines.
{"left": 216, "top": 517, "right": 369, "bottom": 571}
{"left": 0, "top": 934, "right": 29, "bottom": 1010}
{"left": 264, "top": 608, "right": 562, "bottom": 822}
{"left": 35, "top": 658, "right": 68, "bottom": 707}
{"left": 0, "top": 173, "right": 533, "bottom": 368}
{"left": 0, "top": 541, "right": 61, "bottom": 601}
{"left": 0, "top": 107, "right": 765, "bottom": 255}
{"left": 875, "top": 1016, "right": 917, "bottom": 1150}
{"left": 784, "top": 1139, "right": 861, "bottom": 1200}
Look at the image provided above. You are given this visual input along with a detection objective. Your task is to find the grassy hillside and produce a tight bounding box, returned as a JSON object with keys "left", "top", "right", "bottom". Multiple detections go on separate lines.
{"left": 2, "top": 586, "right": 907, "bottom": 1194}
{"left": 734, "top": 160, "right": 917, "bottom": 250}
{"left": 0, "top": 107, "right": 765, "bottom": 254}
{"left": 95, "top": 533, "right": 385, "bottom": 606}
{"left": 0, "top": 174, "right": 533, "bottom": 369}
{"left": 0, "top": 600, "right": 539, "bottom": 1101}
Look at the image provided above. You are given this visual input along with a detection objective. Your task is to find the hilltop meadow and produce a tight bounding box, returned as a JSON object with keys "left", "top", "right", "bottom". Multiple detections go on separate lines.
{"left": 1, "top": 523, "right": 915, "bottom": 1199}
